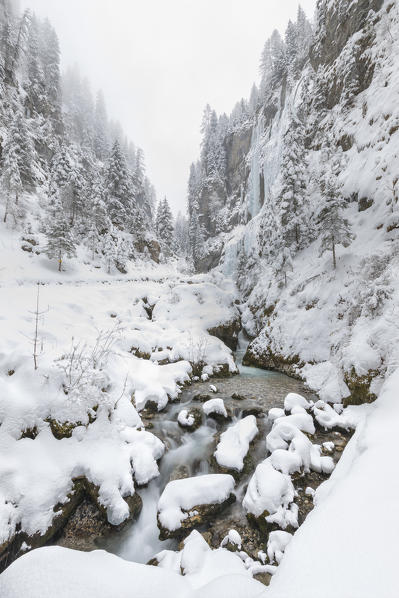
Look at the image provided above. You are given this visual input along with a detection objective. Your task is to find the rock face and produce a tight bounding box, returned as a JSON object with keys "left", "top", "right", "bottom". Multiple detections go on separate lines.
{"left": 188, "top": 0, "right": 392, "bottom": 405}
{"left": 243, "top": 341, "right": 302, "bottom": 380}
{"left": 207, "top": 317, "right": 241, "bottom": 351}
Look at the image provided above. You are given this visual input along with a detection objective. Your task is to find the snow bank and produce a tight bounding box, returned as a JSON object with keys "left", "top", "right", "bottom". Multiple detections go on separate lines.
{"left": 0, "top": 546, "right": 191, "bottom": 598}
{"left": 267, "top": 370, "right": 399, "bottom": 598}
{"left": 157, "top": 474, "right": 235, "bottom": 532}
{"left": 0, "top": 261, "right": 239, "bottom": 550}
{"left": 214, "top": 416, "right": 258, "bottom": 471}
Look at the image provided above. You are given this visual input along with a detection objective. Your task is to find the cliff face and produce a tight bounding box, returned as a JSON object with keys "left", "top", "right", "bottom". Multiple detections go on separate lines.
{"left": 194, "top": 0, "right": 399, "bottom": 403}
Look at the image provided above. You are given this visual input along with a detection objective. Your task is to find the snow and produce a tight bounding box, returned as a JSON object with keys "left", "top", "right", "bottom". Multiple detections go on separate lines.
{"left": 0, "top": 230, "right": 239, "bottom": 548}
{"left": 266, "top": 369, "right": 399, "bottom": 598}
{"left": 267, "top": 530, "right": 292, "bottom": 565}
{"left": 177, "top": 409, "right": 195, "bottom": 427}
{"left": 284, "top": 392, "right": 311, "bottom": 412}
{"left": 202, "top": 398, "right": 228, "bottom": 418}
{"left": 0, "top": 546, "right": 192, "bottom": 598}
{"left": 214, "top": 416, "right": 258, "bottom": 471}
{"left": 221, "top": 529, "right": 242, "bottom": 550}
{"left": 242, "top": 459, "right": 295, "bottom": 522}
{"left": 157, "top": 474, "right": 235, "bottom": 532}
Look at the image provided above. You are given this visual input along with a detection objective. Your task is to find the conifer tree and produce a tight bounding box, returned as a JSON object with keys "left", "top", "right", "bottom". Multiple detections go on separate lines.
{"left": 157, "top": 197, "right": 174, "bottom": 250}
{"left": 278, "top": 120, "right": 308, "bottom": 250}
{"left": 39, "top": 18, "right": 62, "bottom": 133}
{"left": 94, "top": 90, "right": 109, "bottom": 160}
{"left": 188, "top": 205, "right": 205, "bottom": 264}
{"left": 102, "top": 230, "right": 117, "bottom": 274}
{"left": 318, "top": 172, "right": 353, "bottom": 269}
{"left": 104, "top": 139, "right": 133, "bottom": 228}
{"left": 24, "top": 16, "right": 46, "bottom": 117}
{"left": 44, "top": 199, "right": 76, "bottom": 271}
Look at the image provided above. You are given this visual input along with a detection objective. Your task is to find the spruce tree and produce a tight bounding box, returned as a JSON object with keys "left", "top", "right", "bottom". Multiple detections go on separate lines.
{"left": 94, "top": 90, "right": 109, "bottom": 160}
{"left": 318, "top": 172, "right": 353, "bottom": 269}
{"left": 157, "top": 197, "right": 174, "bottom": 251}
{"left": 104, "top": 140, "right": 133, "bottom": 228}
{"left": 102, "top": 230, "right": 117, "bottom": 274}
{"left": 44, "top": 199, "right": 76, "bottom": 271}
{"left": 278, "top": 119, "right": 308, "bottom": 250}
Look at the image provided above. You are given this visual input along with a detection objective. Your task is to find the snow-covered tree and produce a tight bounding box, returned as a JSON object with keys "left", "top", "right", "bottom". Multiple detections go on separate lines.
{"left": 174, "top": 211, "right": 189, "bottom": 256}
{"left": 93, "top": 90, "right": 109, "bottom": 160}
{"left": 278, "top": 119, "right": 308, "bottom": 250}
{"left": 188, "top": 205, "right": 205, "bottom": 264}
{"left": 318, "top": 172, "right": 353, "bottom": 269}
{"left": 102, "top": 230, "right": 118, "bottom": 274}
{"left": 157, "top": 197, "right": 174, "bottom": 251}
{"left": 44, "top": 199, "right": 77, "bottom": 271}
{"left": 104, "top": 139, "right": 134, "bottom": 228}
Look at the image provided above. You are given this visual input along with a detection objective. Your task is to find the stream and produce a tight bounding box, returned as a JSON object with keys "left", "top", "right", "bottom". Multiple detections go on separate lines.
{"left": 100, "top": 335, "right": 316, "bottom": 564}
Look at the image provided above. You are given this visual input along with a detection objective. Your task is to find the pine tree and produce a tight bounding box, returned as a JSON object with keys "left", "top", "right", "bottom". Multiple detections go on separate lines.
{"left": 44, "top": 199, "right": 77, "bottom": 271}
{"left": 94, "top": 90, "right": 109, "bottom": 160}
{"left": 270, "top": 29, "right": 287, "bottom": 84}
{"left": 104, "top": 140, "right": 133, "bottom": 228}
{"left": 102, "top": 230, "right": 117, "bottom": 274}
{"left": 24, "top": 16, "right": 46, "bottom": 117}
{"left": 87, "top": 223, "right": 100, "bottom": 260}
{"left": 318, "top": 171, "right": 353, "bottom": 269}
{"left": 188, "top": 205, "right": 205, "bottom": 264}
{"left": 278, "top": 119, "right": 308, "bottom": 250}
{"left": 39, "top": 18, "right": 62, "bottom": 134}
{"left": 1, "top": 110, "right": 38, "bottom": 222}
{"left": 174, "top": 211, "right": 189, "bottom": 256}
{"left": 157, "top": 197, "right": 174, "bottom": 251}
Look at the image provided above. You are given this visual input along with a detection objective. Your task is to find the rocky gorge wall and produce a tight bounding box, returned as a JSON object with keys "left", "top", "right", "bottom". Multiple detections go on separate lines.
{"left": 199, "top": 0, "right": 399, "bottom": 404}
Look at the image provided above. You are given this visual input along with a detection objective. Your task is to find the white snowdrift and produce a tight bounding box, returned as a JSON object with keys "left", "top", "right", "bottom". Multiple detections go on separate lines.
{"left": 266, "top": 370, "right": 399, "bottom": 598}
{"left": 0, "top": 546, "right": 191, "bottom": 598}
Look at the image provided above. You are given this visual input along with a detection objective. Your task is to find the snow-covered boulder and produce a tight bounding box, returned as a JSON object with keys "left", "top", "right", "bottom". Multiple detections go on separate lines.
{"left": 177, "top": 407, "right": 202, "bottom": 431}
{"left": 284, "top": 393, "right": 311, "bottom": 413}
{"left": 267, "top": 530, "right": 292, "bottom": 564}
{"left": 157, "top": 474, "right": 236, "bottom": 539}
{"left": 214, "top": 416, "right": 258, "bottom": 474}
{"left": 243, "top": 459, "right": 297, "bottom": 531}
{"left": 202, "top": 398, "right": 229, "bottom": 420}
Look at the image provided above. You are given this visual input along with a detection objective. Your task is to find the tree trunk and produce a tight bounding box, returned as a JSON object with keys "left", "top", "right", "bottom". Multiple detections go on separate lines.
{"left": 58, "top": 251, "right": 62, "bottom": 272}
{"left": 332, "top": 236, "right": 336, "bottom": 269}
{"left": 3, "top": 193, "right": 9, "bottom": 223}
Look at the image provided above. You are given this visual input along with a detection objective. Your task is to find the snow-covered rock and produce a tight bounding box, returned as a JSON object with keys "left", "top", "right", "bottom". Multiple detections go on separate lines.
{"left": 202, "top": 398, "right": 228, "bottom": 419}
{"left": 157, "top": 474, "right": 235, "bottom": 538}
{"left": 214, "top": 416, "right": 258, "bottom": 472}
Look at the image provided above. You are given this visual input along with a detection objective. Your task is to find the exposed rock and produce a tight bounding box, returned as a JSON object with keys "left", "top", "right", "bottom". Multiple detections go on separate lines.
{"left": 207, "top": 518, "right": 264, "bottom": 559}
{"left": 243, "top": 343, "right": 302, "bottom": 379}
{"left": 169, "top": 465, "right": 190, "bottom": 482}
{"left": 193, "top": 393, "right": 212, "bottom": 402}
{"left": 343, "top": 368, "right": 379, "bottom": 406}
{"left": 207, "top": 318, "right": 241, "bottom": 351}
{"left": 158, "top": 494, "right": 236, "bottom": 541}
{"left": 254, "top": 572, "right": 272, "bottom": 586}
{"left": 358, "top": 196, "right": 374, "bottom": 212}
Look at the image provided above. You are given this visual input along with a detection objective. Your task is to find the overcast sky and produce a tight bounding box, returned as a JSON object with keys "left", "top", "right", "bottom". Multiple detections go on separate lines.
{"left": 22, "top": 0, "right": 316, "bottom": 214}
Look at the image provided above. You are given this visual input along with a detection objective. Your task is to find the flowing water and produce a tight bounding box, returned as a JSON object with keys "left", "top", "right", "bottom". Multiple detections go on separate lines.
{"left": 101, "top": 335, "right": 316, "bottom": 563}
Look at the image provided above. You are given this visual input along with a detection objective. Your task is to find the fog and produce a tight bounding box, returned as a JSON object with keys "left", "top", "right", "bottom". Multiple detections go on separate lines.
{"left": 22, "top": 0, "right": 317, "bottom": 214}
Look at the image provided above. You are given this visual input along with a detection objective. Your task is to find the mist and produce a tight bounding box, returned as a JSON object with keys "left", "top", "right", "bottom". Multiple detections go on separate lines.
{"left": 21, "top": 0, "right": 317, "bottom": 213}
